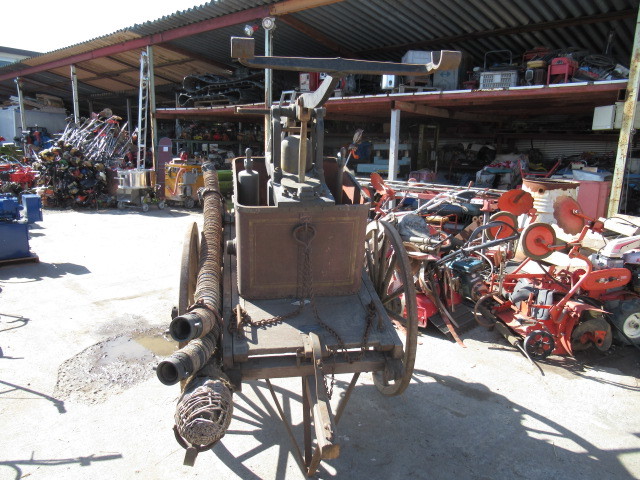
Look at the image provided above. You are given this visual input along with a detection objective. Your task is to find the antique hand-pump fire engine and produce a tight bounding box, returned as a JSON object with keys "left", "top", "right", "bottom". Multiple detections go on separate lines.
{"left": 155, "top": 37, "right": 461, "bottom": 475}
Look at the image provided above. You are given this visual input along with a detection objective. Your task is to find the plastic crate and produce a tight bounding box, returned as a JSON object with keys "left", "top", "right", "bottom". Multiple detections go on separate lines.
{"left": 21, "top": 194, "right": 43, "bottom": 223}
{"left": 479, "top": 71, "right": 518, "bottom": 89}
{"left": 0, "top": 222, "right": 30, "bottom": 260}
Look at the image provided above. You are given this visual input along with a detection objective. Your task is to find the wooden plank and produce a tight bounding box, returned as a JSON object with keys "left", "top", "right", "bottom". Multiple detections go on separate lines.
{"left": 235, "top": 284, "right": 398, "bottom": 358}
{"left": 222, "top": 221, "right": 235, "bottom": 370}
{"left": 239, "top": 351, "right": 387, "bottom": 380}
{"left": 308, "top": 333, "right": 339, "bottom": 460}
{"left": 394, "top": 100, "right": 502, "bottom": 123}
{"left": 0, "top": 254, "right": 39, "bottom": 266}
{"left": 359, "top": 271, "right": 404, "bottom": 359}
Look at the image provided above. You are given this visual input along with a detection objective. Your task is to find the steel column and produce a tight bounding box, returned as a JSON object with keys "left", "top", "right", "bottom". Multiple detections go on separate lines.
{"left": 389, "top": 108, "right": 401, "bottom": 181}
{"left": 126, "top": 97, "right": 133, "bottom": 135}
{"left": 608, "top": 7, "right": 640, "bottom": 216}
{"left": 14, "top": 78, "right": 27, "bottom": 135}
{"left": 264, "top": 24, "right": 273, "bottom": 154}
{"left": 148, "top": 46, "right": 158, "bottom": 170}
{"left": 70, "top": 65, "right": 80, "bottom": 123}
{"left": 175, "top": 92, "right": 181, "bottom": 143}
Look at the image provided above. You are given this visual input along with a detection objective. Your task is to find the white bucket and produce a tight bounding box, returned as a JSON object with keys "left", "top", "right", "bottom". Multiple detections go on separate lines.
{"left": 516, "top": 178, "right": 580, "bottom": 260}
{"left": 522, "top": 178, "right": 579, "bottom": 225}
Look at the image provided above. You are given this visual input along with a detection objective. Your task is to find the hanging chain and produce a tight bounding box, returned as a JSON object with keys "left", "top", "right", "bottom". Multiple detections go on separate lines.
{"left": 229, "top": 221, "right": 377, "bottom": 400}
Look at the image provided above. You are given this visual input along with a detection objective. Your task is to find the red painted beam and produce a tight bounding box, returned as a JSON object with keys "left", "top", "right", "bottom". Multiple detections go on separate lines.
{"left": 0, "top": 5, "right": 271, "bottom": 82}
{"left": 156, "top": 81, "right": 627, "bottom": 120}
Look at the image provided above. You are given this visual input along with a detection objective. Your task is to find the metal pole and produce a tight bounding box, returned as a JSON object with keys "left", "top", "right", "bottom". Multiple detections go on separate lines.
{"left": 148, "top": 46, "right": 158, "bottom": 170}
{"left": 389, "top": 108, "right": 401, "bottom": 182}
{"left": 15, "top": 77, "right": 27, "bottom": 134}
{"left": 87, "top": 99, "right": 93, "bottom": 115}
{"left": 137, "top": 51, "right": 148, "bottom": 170}
{"left": 70, "top": 65, "right": 80, "bottom": 124}
{"left": 608, "top": 7, "right": 640, "bottom": 216}
{"left": 174, "top": 91, "right": 180, "bottom": 145}
{"left": 126, "top": 97, "right": 132, "bottom": 135}
{"left": 264, "top": 26, "right": 273, "bottom": 155}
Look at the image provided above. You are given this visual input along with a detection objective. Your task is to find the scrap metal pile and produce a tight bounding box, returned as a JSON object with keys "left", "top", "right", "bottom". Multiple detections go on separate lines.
{"left": 178, "top": 70, "right": 264, "bottom": 106}
{"left": 365, "top": 174, "right": 640, "bottom": 362}
{"left": 32, "top": 112, "right": 133, "bottom": 207}
{"left": 0, "top": 155, "right": 37, "bottom": 197}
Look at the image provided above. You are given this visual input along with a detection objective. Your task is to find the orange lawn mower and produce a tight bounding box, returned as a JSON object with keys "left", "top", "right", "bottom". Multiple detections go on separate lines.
{"left": 474, "top": 195, "right": 638, "bottom": 361}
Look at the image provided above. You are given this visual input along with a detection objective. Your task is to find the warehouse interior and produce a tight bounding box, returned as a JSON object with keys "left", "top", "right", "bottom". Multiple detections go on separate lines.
{"left": 1, "top": 1, "right": 640, "bottom": 479}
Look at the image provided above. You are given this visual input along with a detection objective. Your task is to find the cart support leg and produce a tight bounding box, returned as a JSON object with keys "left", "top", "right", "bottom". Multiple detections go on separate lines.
{"left": 334, "top": 372, "right": 360, "bottom": 425}
{"left": 302, "top": 377, "right": 312, "bottom": 465}
{"left": 304, "top": 332, "right": 340, "bottom": 476}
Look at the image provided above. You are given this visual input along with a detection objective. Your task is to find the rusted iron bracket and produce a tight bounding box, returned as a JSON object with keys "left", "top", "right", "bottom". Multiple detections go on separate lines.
{"left": 231, "top": 37, "right": 461, "bottom": 75}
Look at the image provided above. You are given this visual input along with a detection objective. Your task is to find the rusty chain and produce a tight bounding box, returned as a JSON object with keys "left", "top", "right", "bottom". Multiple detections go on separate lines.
{"left": 228, "top": 221, "right": 377, "bottom": 400}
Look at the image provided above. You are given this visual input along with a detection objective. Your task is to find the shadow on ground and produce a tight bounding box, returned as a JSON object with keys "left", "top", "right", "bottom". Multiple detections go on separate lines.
{"left": 460, "top": 324, "right": 640, "bottom": 387}
{"left": 0, "top": 262, "right": 90, "bottom": 282}
{"left": 203, "top": 372, "right": 638, "bottom": 480}
{"left": 0, "top": 452, "right": 122, "bottom": 480}
{"left": 0, "top": 379, "right": 66, "bottom": 414}
{"left": 0, "top": 313, "right": 30, "bottom": 333}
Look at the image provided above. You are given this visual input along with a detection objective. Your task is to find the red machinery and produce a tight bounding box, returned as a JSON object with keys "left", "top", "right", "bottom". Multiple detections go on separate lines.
{"left": 547, "top": 57, "right": 578, "bottom": 84}
{"left": 0, "top": 156, "right": 37, "bottom": 190}
{"left": 370, "top": 173, "right": 525, "bottom": 340}
{"left": 475, "top": 195, "right": 636, "bottom": 359}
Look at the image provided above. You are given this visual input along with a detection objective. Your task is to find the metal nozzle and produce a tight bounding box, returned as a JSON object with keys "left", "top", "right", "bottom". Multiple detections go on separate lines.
{"left": 170, "top": 313, "right": 203, "bottom": 342}
{"left": 156, "top": 355, "right": 190, "bottom": 386}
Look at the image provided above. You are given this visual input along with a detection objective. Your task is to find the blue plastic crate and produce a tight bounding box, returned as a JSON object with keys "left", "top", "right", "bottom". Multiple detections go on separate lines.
{"left": 0, "top": 196, "right": 21, "bottom": 221}
{"left": 0, "top": 222, "right": 30, "bottom": 260}
{"left": 21, "top": 194, "right": 43, "bottom": 223}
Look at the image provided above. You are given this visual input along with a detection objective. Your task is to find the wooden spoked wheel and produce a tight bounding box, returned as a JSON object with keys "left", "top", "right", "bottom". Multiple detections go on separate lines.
{"left": 178, "top": 222, "right": 200, "bottom": 317}
{"left": 365, "top": 220, "right": 418, "bottom": 396}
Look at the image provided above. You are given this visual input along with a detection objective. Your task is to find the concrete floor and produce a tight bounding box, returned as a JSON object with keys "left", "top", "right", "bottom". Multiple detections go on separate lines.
{"left": 1, "top": 207, "right": 639, "bottom": 480}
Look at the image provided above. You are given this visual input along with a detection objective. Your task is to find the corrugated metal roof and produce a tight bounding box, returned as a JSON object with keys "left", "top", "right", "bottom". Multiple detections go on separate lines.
{"left": 130, "top": 0, "right": 278, "bottom": 36}
{"left": 21, "top": 31, "right": 144, "bottom": 66}
{"left": 0, "top": 0, "right": 636, "bottom": 114}
{"left": 294, "top": 0, "right": 637, "bottom": 64}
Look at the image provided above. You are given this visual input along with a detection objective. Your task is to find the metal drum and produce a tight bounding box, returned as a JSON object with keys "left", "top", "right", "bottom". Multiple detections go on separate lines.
{"left": 117, "top": 169, "right": 156, "bottom": 188}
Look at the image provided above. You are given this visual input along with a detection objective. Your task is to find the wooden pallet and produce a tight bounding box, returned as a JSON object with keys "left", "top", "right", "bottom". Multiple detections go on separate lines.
{"left": 0, "top": 254, "right": 39, "bottom": 267}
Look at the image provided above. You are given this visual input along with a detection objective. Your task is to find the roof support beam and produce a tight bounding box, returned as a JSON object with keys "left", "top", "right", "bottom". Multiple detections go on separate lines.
{"left": 16, "top": 75, "right": 83, "bottom": 98}
{"left": 358, "top": 9, "right": 637, "bottom": 55}
{"left": 393, "top": 100, "right": 502, "bottom": 123}
{"left": 73, "top": 64, "right": 139, "bottom": 89}
{"left": 279, "top": 14, "right": 355, "bottom": 56}
{"left": 158, "top": 43, "right": 234, "bottom": 74}
{"left": 269, "top": 0, "right": 344, "bottom": 15}
{"left": 0, "top": 6, "right": 271, "bottom": 82}
{"left": 76, "top": 58, "right": 192, "bottom": 83}
{"left": 104, "top": 56, "right": 176, "bottom": 84}
{"left": 0, "top": 0, "right": 346, "bottom": 82}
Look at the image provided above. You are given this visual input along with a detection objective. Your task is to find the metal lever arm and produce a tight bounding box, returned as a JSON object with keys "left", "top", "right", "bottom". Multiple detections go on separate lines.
{"left": 231, "top": 37, "right": 461, "bottom": 76}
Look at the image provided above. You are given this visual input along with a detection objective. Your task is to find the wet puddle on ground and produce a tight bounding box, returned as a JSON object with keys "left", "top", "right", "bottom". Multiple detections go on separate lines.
{"left": 133, "top": 331, "right": 177, "bottom": 356}
{"left": 55, "top": 328, "right": 178, "bottom": 404}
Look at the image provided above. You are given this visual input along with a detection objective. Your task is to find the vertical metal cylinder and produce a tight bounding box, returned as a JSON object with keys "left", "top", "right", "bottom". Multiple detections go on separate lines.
{"left": 70, "top": 65, "right": 80, "bottom": 124}
{"left": 264, "top": 27, "right": 273, "bottom": 155}
{"left": 15, "top": 77, "right": 27, "bottom": 134}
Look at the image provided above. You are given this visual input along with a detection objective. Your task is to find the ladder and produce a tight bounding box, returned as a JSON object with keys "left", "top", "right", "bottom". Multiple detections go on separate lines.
{"left": 137, "top": 51, "right": 150, "bottom": 170}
